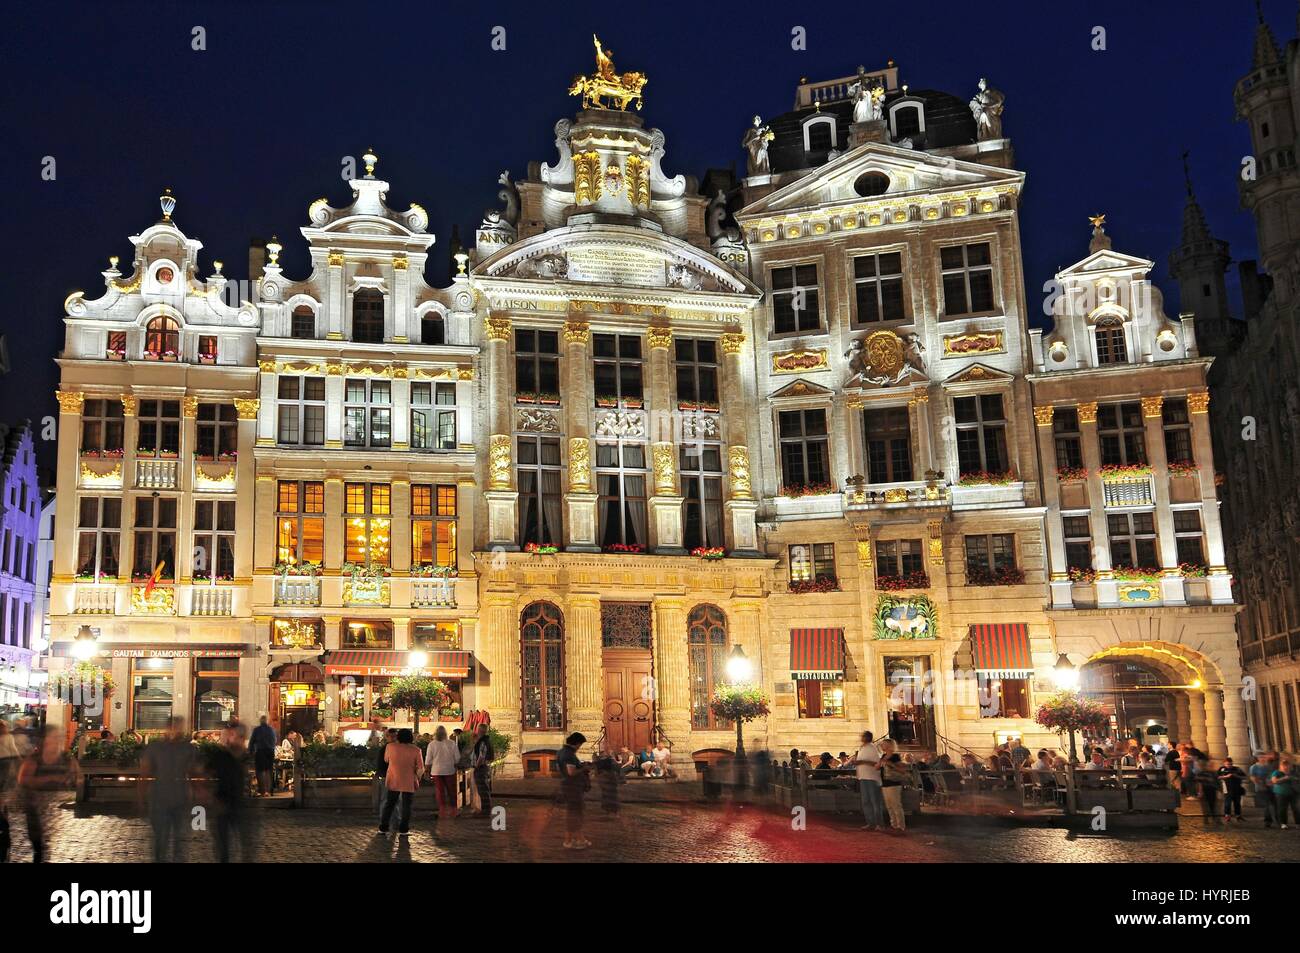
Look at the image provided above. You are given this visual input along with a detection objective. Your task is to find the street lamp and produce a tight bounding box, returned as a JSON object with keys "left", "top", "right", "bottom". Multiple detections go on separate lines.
{"left": 725, "top": 645, "right": 752, "bottom": 767}
{"left": 1053, "top": 653, "right": 1079, "bottom": 690}
{"left": 71, "top": 625, "right": 99, "bottom": 661}
{"left": 406, "top": 650, "right": 429, "bottom": 735}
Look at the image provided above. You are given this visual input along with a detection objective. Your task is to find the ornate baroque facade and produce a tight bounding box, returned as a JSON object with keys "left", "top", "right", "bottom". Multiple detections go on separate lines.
{"left": 46, "top": 43, "right": 1250, "bottom": 772}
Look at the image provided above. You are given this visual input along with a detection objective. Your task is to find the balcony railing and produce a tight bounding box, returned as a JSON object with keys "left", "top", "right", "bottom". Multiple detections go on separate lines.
{"left": 135, "top": 457, "right": 179, "bottom": 489}
{"left": 73, "top": 585, "right": 116, "bottom": 614}
{"left": 191, "top": 586, "right": 234, "bottom": 616}
{"left": 1102, "top": 476, "right": 1155, "bottom": 508}
{"left": 274, "top": 575, "right": 322, "bottom": 607}
{"left": 411, "top": 577, "right": 457, "bottom": 608}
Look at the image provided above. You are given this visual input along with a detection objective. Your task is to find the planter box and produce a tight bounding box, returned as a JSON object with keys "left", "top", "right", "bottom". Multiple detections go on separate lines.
{"left": 1076, "top": 790, "right": 1129, "bottom": 812}
{"left": 1130, "top": 788, "right": 1181, "bottom": 811}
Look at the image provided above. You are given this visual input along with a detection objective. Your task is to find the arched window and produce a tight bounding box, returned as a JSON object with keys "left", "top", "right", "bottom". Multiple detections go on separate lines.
{"left": 688, "top": 604, "right": 731, "bottom": 729}
{"left": 144, "top": 316, "right": 180, "bottom": 358}
{"left": 352, "top": 289, "right": 384, "bottom": 343}
{"left": 521, "top": 601, "right": 564, "bottom": 730}
{"left": 291, "top": 305, "right": 315, "bottom": 340}
{"left": 421, "top": 313, "right": 445, "bottom": 345}
{"left": 891, "top": 104, "right": 923, "bottom": 140}
{"left": 1094, "top": 316, "right": 1128, "bottom": 365}
{"left": 805, "top": 118, "right": 834, "bottom": 153}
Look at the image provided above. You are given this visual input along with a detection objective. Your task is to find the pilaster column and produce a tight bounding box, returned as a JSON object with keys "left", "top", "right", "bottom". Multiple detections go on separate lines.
{"left": 1187, "top": 390, "right": 1233, "bottom": 603}
{"left": 255, "top": 363, "right": 276, "bottom": 446}
{"left": 234, "top": 400, "right": 258, "bottom": 580}
{"left": 724, "top": 445, "right": 759, "bottom": 555}
{"left": 485, "top": 314, "right": 512, "bottom": 436}
{"left": 1187, "top": 690, "right": 1208, "bottom": 752}
{"left": 326, "top": 252, "right": 345, "bottom": 339}
{"left": 391, "top": 479, "right": 411, "bottom": 572}
{"left": 455, "top": 479, "right": 476, "bottom": 571}
{"left": 1174, "top": 691, "right": 1191, "bottom": 746}
{"left": 1203, "top": 689, "right": 1228, "bottom": 760}
{"left": 485, "top": 316, "right": 518, "bottom": 549}
{"left": 1035, "top": 405, "right": 1073, "bottom": 608}
{"left": 646, "top": 327, "right": 685, "bottom": 553}
{"left": 54, "top": 391, "right": 84, "bottom": 578}
{"left": 1077, "top": 401, "right": 1117, "bottom": 605}
{"left": 910, "top": 389, "right": 934, "bottom": 476}
{"left": 1222, "top": 685, "right": 1252, "bottom": 763}
{"left": 1141, "top": 395, "right": 1186, "bottom": 605}
{"left": 566, "top": 595, "right": 604, "bottom": 740}
{"left": 254, "top": 476, "right": 277, "bottom": 571}
{"left": 563, "top": 320, "right": 599, "bottom": 553}
{"left": 719, "top": 329, "right": 747, "bottom": 442}
{"left": 324, "top": 478, "right": 344, "bottom": 570}
{"left": 652, "top": 598, "right": 691, "bottom": 749}
{"left": 390, "top": 373, "right": 410, "bottom": 450}
{"left": 481, "top": 597, "right": 520, "bottom": 726}
{"left": 324, "top": 366, "right": 344, "bottom": 448}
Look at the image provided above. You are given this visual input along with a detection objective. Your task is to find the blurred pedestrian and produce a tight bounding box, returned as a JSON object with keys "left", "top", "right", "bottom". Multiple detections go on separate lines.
{"left": 879, "top": 739, "right": 908, "bottom": 834}
{"left": 557, "top": 732, "right": 590, "bottom": 849}
{"left": 1217, "top": 758, "right": 1247, "bottom": 822}
{"left": 594, "top": 745, "right": 621, "bottom": 816}
{"left": 1250, "top": 752, "right": 1279, "bottom": 827}
{"left": 140, "top": 716, "right": 195, "bottom": 863}
{"left": 0, "top": 721, "right": 24, "bottom": 861}
{"left": 422, "top": 725, "right": 459, "bottom": 820}
{"left": 374, "top": 727, "right": 397, "bottom": 821}
{"left": 378, "top": 728, "right": 424, "bottom": 835}
{"left": 853, "top": 730, "right": 883, "bottom": 831}
{"left": 469, "top": 723, "right": 495, "bottom": 816}
{"left": 16, "top": 725, "right": 79, "bottom": 863}
{"left": 1270, "top": 758, "right": 1296, "bottom": 829}
{"left": 248, "top": 716, "right": 277, "bottom": 796}
{"left": 205, "top": 721, "right": 252, "bottom": 862}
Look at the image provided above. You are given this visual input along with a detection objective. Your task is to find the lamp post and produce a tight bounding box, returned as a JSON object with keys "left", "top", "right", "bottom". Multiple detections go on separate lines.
{"left": 1053, "top": 653, "right": 1081, "bottom": 815}
{"left": 71, "top": 624, "right": 99, "bottom": 661}
{"left": 725, "top": 645, "right": 753, "bottom": 760}
{"left": 406, "top": 651, "right": 428, "bottom": 735}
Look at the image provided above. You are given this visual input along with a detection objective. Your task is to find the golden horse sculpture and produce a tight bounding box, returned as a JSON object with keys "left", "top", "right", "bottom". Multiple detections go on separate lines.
{"left": 569, "top": 34, "right": 646, "bottom": 110}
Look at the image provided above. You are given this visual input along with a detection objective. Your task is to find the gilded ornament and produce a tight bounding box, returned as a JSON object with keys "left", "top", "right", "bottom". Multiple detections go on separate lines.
{"left": 488, "top": 434, "right": 512, "bottom": 490}
{"left": 1076, "top": 401, "right": 1098, "bottom": 425}
{"left": 652, "top": 442, "right": 677, "bottom": 496}
{"left": 1141, "top": 395, "right": 1164, "bottom": 418}
{"left": 567, "top": 35, "right": 647, "bottom": 111}
{"left": 771, "top": 349, "right": 829, "bottom": 374}
{"left": 392, "top": 256, "right": 408, "bottom": 270}
{"left": 942, "top": 330, "right": 1004, "bottom": 357}
{"left": 120, "top": 395, "right": 138, "bottom": 416}
{"left": 720, "top": 331, "right": 745, "bottom": 355}
{"left": 233, "top": 398, "right": 260, "bottom": 420}
{"left": 55, "top": 390, "right": 85, "bottom": 414}
{"left": 857, "top": 540, "right": 873, "bottom": 567}
{"left": 625, "top": 154, "right": 650, "bottom": 207}
{"left": 564, "top": 321, "right": 591, "bottom": 345}
{"left": 864, "top": 329, "right": 905, "bottom": 378}
{"left": 485, "top": 315, "right": 512, "bottom": 342}
{"left": 328, "top": 252, "right": 345, "bottom": 267}
{"left": 646, "top": 326, "right": 673, "bottom": 350}
{"left": 1186, "top": 390, "right": 1210, "bottom": 414}
{"left": 574, "top": 151, "right": 602, "bottom": 204}
{"left": 727, "top": 445, "right": 753, "bottom": 500}
{"left": 1033, "top": 405, "right": 1055, "bottom": 427}
{"left": 183, "top": 396, "right": 200, "bottom": 419}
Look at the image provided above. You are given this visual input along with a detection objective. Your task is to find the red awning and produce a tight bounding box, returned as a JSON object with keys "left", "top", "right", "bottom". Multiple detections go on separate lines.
{"left": 790, "top": 628, "right": 844, "bottom": 680}
{"left": 323, "top": 650, "right": 472, "bottom": 679}
{"left": 969, "top": 624, "right": 1034, "bottom": 678}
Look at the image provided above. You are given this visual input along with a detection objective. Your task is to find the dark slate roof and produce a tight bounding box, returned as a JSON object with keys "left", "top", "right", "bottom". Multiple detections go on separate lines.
{"left": 766, "top": 88, "right": 978, "bottom": 174}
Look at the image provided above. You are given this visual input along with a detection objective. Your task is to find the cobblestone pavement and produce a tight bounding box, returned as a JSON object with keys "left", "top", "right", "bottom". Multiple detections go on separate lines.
{"left": 5, "top": 798, "right": 1300, "bottom": 862}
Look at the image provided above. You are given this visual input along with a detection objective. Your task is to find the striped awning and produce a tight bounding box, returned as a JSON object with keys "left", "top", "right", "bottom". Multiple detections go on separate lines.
{"left": 324, "top": 650, "right": 472, "bottom": 679}
{"left": 790, "top": 628, "right": 844, "bottom": 680}
{"left": 969, "top": 624, "right": 1034, "bottom": 678}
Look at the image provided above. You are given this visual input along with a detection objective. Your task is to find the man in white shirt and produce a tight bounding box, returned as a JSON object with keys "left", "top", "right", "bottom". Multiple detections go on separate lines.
{"left": 854, "top": 730, "right": 883, "bottom": 831}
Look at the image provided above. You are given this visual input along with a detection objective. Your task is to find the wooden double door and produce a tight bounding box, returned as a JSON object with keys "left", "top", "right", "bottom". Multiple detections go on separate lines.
{"left": 602, "top": 648, "right": 655, "bottom": 753}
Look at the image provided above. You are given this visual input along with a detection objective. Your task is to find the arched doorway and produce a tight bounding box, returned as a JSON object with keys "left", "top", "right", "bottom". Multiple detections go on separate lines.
{"left": 269, "top": 662, "right": 324, "bottom": 738}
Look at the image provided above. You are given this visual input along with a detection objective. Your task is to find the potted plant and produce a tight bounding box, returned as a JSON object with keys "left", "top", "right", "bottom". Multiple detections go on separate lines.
{"left": 966, "top": 565, "right": 1026, "bottom": 586}
{"left": 1035, "top": 690, "right": 1111, "bottom": 814}
{"left": 709, "top": 684, "right": 770, "bottom": 762}
{"left": 605, "top": 542, "right": 645, "bottom": 554}
{"left": 537, "top": 391, "right": 561, "bottom": 406}
{"left": 49, "top": 661, "right": 116, "bottom": 726}
{"left": 516, "top": 391, "right": 538, "bottom": 405}
{"left": 524, "top": 542, "right": 558, "bottom": 555}
{"left": 691, "top": 546, "right": 725, "bottom": 560}
{"left": 1056, "top": 465, "right": 1088, "bottom": 482}
{"left": 957, "top": 470, "right": 1018, "bottom": 486}
{"left": 386, "top": 675, "right": 449, "bottom": 736}
{"left": 789, "top": 575, "right": 842, "bottom": 594}
{"left": 1166, "top": 459, "right": 1198, "bottom": 476}
{"left": 876, "top": 570, "right": 930, "bottom": 591}
{"left": 1098, "top": 463, "right": 1152, "bottom": 482}
{"left": 1067, "top": 566, "right": 1097, "bottom": 584}
{"left": 595, "top": 393, "right": 620, "bottom": 408}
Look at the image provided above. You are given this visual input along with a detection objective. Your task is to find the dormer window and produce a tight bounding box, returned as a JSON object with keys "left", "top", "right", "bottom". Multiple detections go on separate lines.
{"left": 144, "top": 316, "right": 180, "bottom": 360}
{"left": 1094, "top": 317, "right": 1128, "bottom": 365}
{"left": 291, "top": 306, "right": 315, "bottom": 340}
{"left": 198, "top": 335, "right": 217, "bottom": 365}
{"left": 421, "top": 313, "right": 445, "bottom": 345}
{"left": 352, "top": 289, "right": 384, "bottom": 343}
{"left": 890, "top": 103, "right": 924, "bottom": 140}
{"left": 804, "top": 116, "right": 835, "bottom": 153}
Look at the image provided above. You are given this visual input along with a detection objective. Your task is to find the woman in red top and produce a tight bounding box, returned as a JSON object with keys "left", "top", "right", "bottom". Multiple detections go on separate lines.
{"left": 379, "top": 729, "right": 425, "bottom": 835}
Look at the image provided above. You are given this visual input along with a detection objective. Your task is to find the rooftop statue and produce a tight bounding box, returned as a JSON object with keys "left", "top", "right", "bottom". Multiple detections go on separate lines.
{"left": 969, "top": 77, "right": 1005, "bottom": 141}
{"left": 743, "top": 115, "right": 775, "bottom": 176}
{"left": 568, "top": 34, "right": 646, "bottom": 111}
{"left": 849, "top": 66, "right": 885, "bottom": 123}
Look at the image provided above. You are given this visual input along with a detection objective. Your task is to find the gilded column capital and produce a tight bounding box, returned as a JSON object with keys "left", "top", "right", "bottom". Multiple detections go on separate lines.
{"left": 927, "top": 518, "right": 945, "bottom": 566}
{"left": 1076, "top": 401, "right": 1098, "bottom": 425}
{"left": 651, "top": 441, "right": 677, "bottom": 496}
{"left": 568, "top": 436, "right": 592, "bottom": 492}
{"left": 327, "top": 251, "right": 344, "bottom": 268}
{"left": 233, "top": 398, "right": 260, "bottom": 420}
{"left": 55, "top": 390, "right": 84, "bottom": 414}
{"left": 646, "top": 325, "right": 673, "bottom": 350}
{"left": 856, "top": 540, "right": 873, "bottom": 568}
{"left": 120, "top": 394, "right": 138, "bottom": 417}
{"left": 720, "top": 331, "right": 746, "bottom": 355}
{"left": 727, "top": 445, "right": 753, "bottom": 500}
{"left": 183, "top": 395, "right": 200, "bottom": 419}
{"left": 392, "top": 255, "right": 408, "bottom": 271}
{"left": 485, "top": 315, "right": 512, "bottom": 342}
{"left": 1033, "top": 405, "right": 1055, "bottom": 427}
{"left": 563, "top": 320, "right": 591, "bottom": 346}
{"left": 1187, "top": 390, "right": 1210, "bottom": 414}
{"left": 1140, "top": 395, "right": 1164, "bottom": 419}
{"left": 488, "top": 434, "right": 513, "bottom": 490}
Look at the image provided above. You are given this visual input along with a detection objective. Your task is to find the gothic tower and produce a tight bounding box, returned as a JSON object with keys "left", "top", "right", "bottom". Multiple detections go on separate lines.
{"left": 1168, "top": 162, "right": 1233, "bottom": 355}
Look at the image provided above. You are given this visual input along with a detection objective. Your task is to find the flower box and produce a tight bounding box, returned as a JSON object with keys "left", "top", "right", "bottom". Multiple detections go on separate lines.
{"left": 875, "top": 571, "right": 930, "bottom": 591}
{"left": 691, "top": 547, "right": 725, "bottom": 560}
{"left": 1110, "top": 566, "right": 1163, "bottom": 584}
{"left": 1166, "top": 460, "right": 1198, "bottom": 476}
{"left": 789, "top": 576, "right": 841, "bottom": 594}
{"left": 595, "top": 396, "right": 619, "bottom": 408}
{"left": 1067, "top": 566, "right": 1097, "bottom": 584}
{"left": 409, "top": 564, "right": 458, "bottom": 577}
{"left": 106, "top": 350, "right": 126, "bottom": 361}
{"left": 1098, "top": 463, "right": 1152, "bottom": 483}
{"left": 524, "top": 543, "right": 558, "bottom": 555}
{"left": 198, "top": 354, "right": 217, "bottom": 365}
{"left": 1178, "top": 562, "right": 1208, "bottom": 578}
{"left": 604, "top": 543, "right": 645, "bottom": 554}
{"left": 957, "top": 470, "right": 1017, "bottom": 486}
{"left": 274, "top": 562, "right": 320, "bottom": 576}
{"left": 1056, "top": 466, "right": 1088, "bottom": 482}
{"left": 780, "top": 482, "right": 836, "bottom": 498}
{"left": 80, "top": 448, "right": 124, "bottom": 459}
{"left": 966, "top": 565, "right": 1026, "bottom": 587}
{"left": 75, "top": 572, "right": 118, "bottom": 583}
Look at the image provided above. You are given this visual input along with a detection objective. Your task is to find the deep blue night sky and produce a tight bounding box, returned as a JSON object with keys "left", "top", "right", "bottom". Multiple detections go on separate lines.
{"left": 0, "top": 0, "right": 1275, "bottom": 474}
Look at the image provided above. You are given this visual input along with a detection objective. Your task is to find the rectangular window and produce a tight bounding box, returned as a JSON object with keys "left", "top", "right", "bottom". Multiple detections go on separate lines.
{"left": 197, "top": 335, "right": 218, "bottom": 362}
{"left": 80, "top": 399, "right": 124, "bottom": 454}
{"left": 342, "top": 619, "right": 393, "bottom": 649}
{"left": 196, "top": 403, "right": 238, "bottom": 459}
{"left": 771, "top": 263, "right": 822, "bottom": 334}
{"left": 515, "top": 328, "right": 560, "bottom": 401}
{"left": 410, "top": 382, "right": 457, "bottom": 451}
{"left": 412, "top": 621, "right": 459, "bottom": 651}
{"left": 343, "top": 378, "right": 391, "bottom": 449}
{"left": 980, "top": 677, "right": 1031, "bottom": 719}
{"left": 131, "top": 658, "right": 174, "bottom": 731}
{"left": 270, "top": 618, "right": 323, "bottom": 651}
{"left": 136, "top": 400, "right": 181, "bottom": 455}
{"left": 1053, "top": 408, "right": 1083, "bottom": 470}
{"left": 778, "top": 408, "right": 830, "bottom": 492}
{"left": 863, "top": 407, "right": 913, "bottom": 483}
{"left": 193, "top": 657, "right": 239, "bottom": 731}
{"left": 1062, "top": 515, "right": 1092, "bottom": 571}
{"left": 290, "top": 308, "right": 315, "bottom": 339}
{"left": 875, "top": 539, "right": 924, "bottom": 580}
{"left": 964, "top": 533, "right": 1017, "bottom": 583}
{"left": 852, "top": 252, "right": 905, "bottom": 324}
{"left": 1097, "top": 402, "right": 1147, "bottom": 466}
{"left": 276, "top": 480, "right": 325, "bottom": 567}
{"left": 1108, "top": 512, "right": 1158, "bottom": 568}
{"left": 789, "top": 542, "right": 836, "bottom": 584}
{"left": 132, "top": 496, "right": 177, "bottom": 581}
{"left": 680, "top": 443, "right": 724, "bottom": 550}
{"left": 76, "top": 496, "right": 121, "bottom": 579}
{"left": 674, "top": 338, "right": 719, "bottom": 409}
{"left": 1162, "top": 398, "right": 1193, "bottom": 465}
{"left": 343, "top": 483, "right": 391, "bottom": 567}
{"left": 1173, "top": 509, "right": 1205, "bottom": 567}
{"left": 953, "top": 394, "right": 1009, "bottom": 476}
{"left": 593, "top": 333, "right": 644, "bottom": 407}
{"left": 276, "top": 376, "right": 326, "bottom": 447}
{"left": 797, "top": 679, "right": 845, "bottom": 719}
{"left": 940, "top": 242, "right": 995, "bottom": 316}
{"left": 411, "top": 484, "right": 458, "bottom": 569}
{"left": 596, "top": 441, "right": 648, "bottom": 548}
{"left": 517, "top": 436, "right": 563, "bottom": 546}
{"left": 193, "top": 499, "right": 236, "bottom": 582}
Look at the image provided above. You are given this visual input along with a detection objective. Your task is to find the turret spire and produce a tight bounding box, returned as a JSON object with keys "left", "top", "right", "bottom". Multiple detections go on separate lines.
{"left": 1253, "top": 1, "right": 1282, "bottom": 67}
